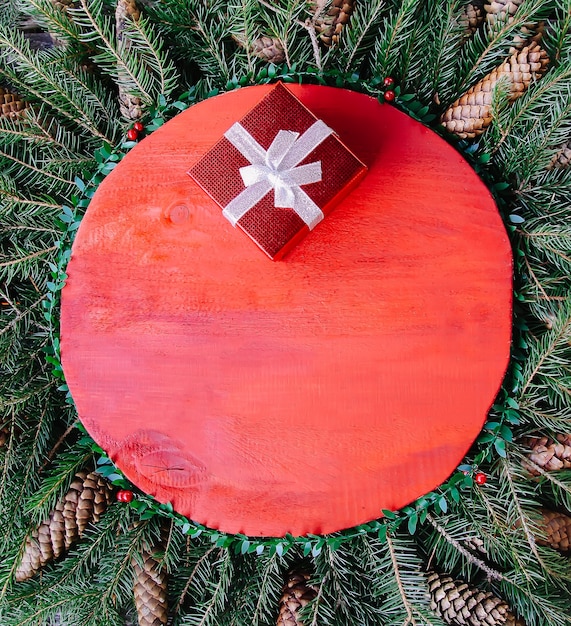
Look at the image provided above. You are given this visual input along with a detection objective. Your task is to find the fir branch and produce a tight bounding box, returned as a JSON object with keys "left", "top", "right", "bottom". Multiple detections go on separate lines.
{"left": 174, "top": 546, "right": 217, "bottom": 617}
{"left": 489, "top": 58, "right": 571, "bottom": 176}
{"left": 367, "top": 532, "right": 445, "bottom": 626}
{"left": 522, "top": 221, "right": 571, "bottom": 278}
{"left": 410, "top": 0, "right": 466, "bottom": 105}
{"left": 370, "top": 0, "right": 421, "bottom": 82}
{"left": 386, "top": 533, "right": 415, "bottom": 625}
{"left": 424, "top": 512, "right": 504, "bottom": 581}
{"left": 0, "top": 109, "right": 89, "bottom": 157}
{"left": 0, "top": 27, "right": 113, "bottom": 142}
{"left": 73, "top": 0, "right": 147, "bottom": 95}
{"left": 180, "top": 1, "right": 234, "bottom": 82}
{"left": 0, "top": 145, "right": 74, "bottom": 190}
{"left": 249, "top": 552, "right": 284, "bottom": 626}
{"left": 340, "top": 0, "right": 386, "bottom": 74}
{"left": 498, "top": 458, "right": 545, "bottom": 570}
{"left": 0, "top": 190, "right": 61, "bottom": 212}
{"left": 181, "top": 548, "right": 233, "bottom": 626}
{"left": 19, "top": 0, "right": 86, "bottom": 47}
{"left": 255, "top": 0, "right": 317, "bottom": 69}
{"left": 0, "top": 246, "right": 58, "bottom": 270}
{"left": 0, "top": 294, "right": 45, "bottom": 339}
{"left": 519, "top": 297, "right": 571, "bottom": 402}
{"left": 39, "top": 420, "right": 79, "bottom": 471}
{"left": 25, "top": 446, "right": 92, "bottom": 525}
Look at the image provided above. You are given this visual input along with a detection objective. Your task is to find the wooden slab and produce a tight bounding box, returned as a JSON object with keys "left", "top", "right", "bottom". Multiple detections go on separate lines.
{"left": 60, "top": 85, "right": 512, "bottom": 537}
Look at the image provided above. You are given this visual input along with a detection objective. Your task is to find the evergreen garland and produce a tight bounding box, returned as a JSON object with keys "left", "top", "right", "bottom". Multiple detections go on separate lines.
{"left": 1, "top": 1, "right": 570, "bottom": 624}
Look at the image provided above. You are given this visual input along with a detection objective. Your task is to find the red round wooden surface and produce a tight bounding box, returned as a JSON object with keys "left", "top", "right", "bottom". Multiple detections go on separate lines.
{"left": 60, "top": 85, "right": 512, "bottom": 537}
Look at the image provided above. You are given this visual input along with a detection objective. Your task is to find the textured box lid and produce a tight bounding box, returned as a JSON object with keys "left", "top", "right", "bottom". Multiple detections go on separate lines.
{"left": 188, "top": 82, "right": 367, "bottom": 259}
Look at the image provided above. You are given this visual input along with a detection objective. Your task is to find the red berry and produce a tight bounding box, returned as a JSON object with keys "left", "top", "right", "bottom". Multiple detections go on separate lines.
{"left": 383, "top": 77, "right": 395, "bottom": 88}
{"left": 384, "top": 90, "right": 396, "bottom": 102}
{"left": 126, "top": 128, "right": 138, "bottom": 141}
{"left": 133, "top": 121, "right": 144, "bottom": 132}
{"left": 116, "top": 489, "right": 134, "bottom": 502}
{"left": 474, "top": 472, "right": 487, "bottom": 485}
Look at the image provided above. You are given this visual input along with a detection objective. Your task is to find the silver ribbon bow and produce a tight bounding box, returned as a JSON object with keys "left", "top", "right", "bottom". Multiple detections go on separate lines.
{"left": 222, "top": 119, "right": 334, "bottom": 230}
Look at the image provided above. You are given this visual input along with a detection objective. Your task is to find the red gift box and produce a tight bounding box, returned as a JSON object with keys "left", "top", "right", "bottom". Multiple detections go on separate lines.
{"left": 188, "top": 82, "right": 367, "bottom": 260}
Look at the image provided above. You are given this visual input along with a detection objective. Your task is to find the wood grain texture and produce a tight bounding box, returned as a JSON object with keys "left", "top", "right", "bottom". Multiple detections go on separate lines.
{"left": 60, "top": 85, "right": 513, "bottom": 537}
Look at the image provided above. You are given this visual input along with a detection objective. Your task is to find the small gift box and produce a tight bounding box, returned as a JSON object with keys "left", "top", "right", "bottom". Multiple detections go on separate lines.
{"left": 188, "top": 82, "right": 367, "bottom": 260}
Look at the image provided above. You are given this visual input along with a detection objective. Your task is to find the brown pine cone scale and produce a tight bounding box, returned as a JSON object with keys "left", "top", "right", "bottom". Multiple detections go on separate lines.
{"left": 428, "top": 571, "right": 525, "bottom": 626}
{"left": 277, "top": 567, "right": 318, "bottom": 626}
{"left": 460, "top": 4, "right": 485, "bottom": 38}
{"left": 15, "top": 471, "right": 113, "bottom": 582}
{"left": 485, "top": 0, "right": 524, "bottom": 27}
{"left": 440, "top": 42, "right": 549, "bottom": 138}
{"left": 0, "top": 87, "right": 28, "bottom": 119}
{"left": 538, "top": 509, "right": 571, "bottom": 553}
{"left": 252, "top": 36, "right": 285, "bottom": 64}
{"left": 548, "top": 139, "right": 571, "bottom": 169}
{"left": 524, "top": 434, "right": 571, "bottom": 473}
{"left": 313, "top": 0, "right": 356, "bottom": 47}
{"left": 133, "top": 550, "right": 168, "bottom": 626}
{"left": 116, "top": 0, "right": 140, "bottom": 25}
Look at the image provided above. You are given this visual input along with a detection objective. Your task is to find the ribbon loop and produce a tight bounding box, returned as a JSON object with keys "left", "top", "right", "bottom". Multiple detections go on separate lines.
{"left": 222, "top": 120, "right": 334, "bottom": 229}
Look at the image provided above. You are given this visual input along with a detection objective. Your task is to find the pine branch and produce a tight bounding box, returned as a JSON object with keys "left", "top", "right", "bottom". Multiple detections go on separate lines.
{"left": 0, "top": 144, "right": 74, "bottom": 192}
{"left": 19, "top": 0, "right": 86, "bottom": 47}
{"left": 181, "top": 548, "right": 233, "bottom": 626}
{"left": 255, "top": 0, "right": 315, "bottom": 70}
{"left": 409, "top": 0, "right": 466, "bottom": 106}
{"left": 0, "top": 27, "right": 114, "bottom": 143}
{"left": 24, "top": 446, "right": 92, "bottom": 525}
{"left": 488, "top": 58, "right": 571, "bottom": 178}
{"left": 370, "top": 0, "right": 422, "bottom": 83}
{"left": 366, "top": 532, "right": 446, "bottom": 626}
{"left": 519, "top": 297, "right": 571, "bottom": 406}
{"left": 424, "top": 512, "right": 504, "bottom": 581}
{"left": 522, "top": 222, "right": 571, "bottom": 277}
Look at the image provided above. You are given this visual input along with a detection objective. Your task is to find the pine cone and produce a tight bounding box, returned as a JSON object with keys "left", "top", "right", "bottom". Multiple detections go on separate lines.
{"left": 547, "top": 138, "right": 571, "bottom": 169}
{"left": 52, "top": 0, "right": 76, "bottom": 9}
{"left": 537, "top": 509, "right": 571, "bottom": 553}
{"left": 428, "top": 571, "right": 524, "bottom": 626}
{"left": 524, "top": 434, "right": 571, "bottom": 474}
{"left": 440, "top": 42, "right": 549, "bottom": 138}
{"left": 277, "top": 566, "right": 318, "bottom": 626}
{"left": 464, "top": 536, "right": 488, "bottom": 555}
{"left": 484, "top": 0, "right": 523, "bottom": 27}
{"left": 484, "top": 0, "right": 544, "bottom": 50}
{"left": 505, "top": 615, "right": 526, "bottom": 626}
{"left": 133, "top": 549, "right": 168, "bottom": 626}
{"left": 116, "top": 0, "right": 143, "bottom": 121}
{"left": 0, "top": 426, "right": 9, "bottom": 447}
{"left": 460, "top": 3, "right": 484, "bottom": 38}
{"left": 0, "top": 87, "right": 28, "bottom": 119}
{"left": 15, "top": 471, "right": 113, "bottom": 582}
{"left": 251, "top": 36, "right": 285, "bottom": 64}
{"left": 514, "top": 21, "right": 544, "bottom": 48}
{"left": 116, "top": 0, "right": 141, "bottom": 30}
{"left": 312, "top": 0, "right": 356, "bottom": 47}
